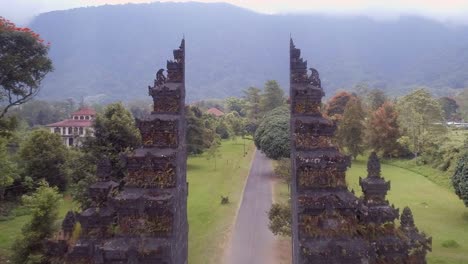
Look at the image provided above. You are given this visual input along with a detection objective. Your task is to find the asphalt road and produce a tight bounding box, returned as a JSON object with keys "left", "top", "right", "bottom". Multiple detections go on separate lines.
{"left": 224, "top": 150, "right": 276, "bottom": 264}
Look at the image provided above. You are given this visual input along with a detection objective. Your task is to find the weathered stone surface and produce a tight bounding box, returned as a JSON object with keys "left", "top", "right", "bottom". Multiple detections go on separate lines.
{"left": 290, "top": 39, "right": 431, "bottom": 264}
{"left": 49, "top": 39, "right": 188, "bottom": 264}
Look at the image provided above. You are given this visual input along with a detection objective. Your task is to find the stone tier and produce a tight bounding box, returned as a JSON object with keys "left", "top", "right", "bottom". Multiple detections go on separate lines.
{"left": 136, "top": 116, "right": 180, "bottom": 149}
{"left": 68, "top": 237, "right": 171, "bottom": 264}
{"left": 125, "top": 150, "right": 178, "bottom": 189}
{"left": 300, "top": 238, "right": 370, "bottom": 264}
{"left": 148, "top": 83, "right": 184, "bottom": 114}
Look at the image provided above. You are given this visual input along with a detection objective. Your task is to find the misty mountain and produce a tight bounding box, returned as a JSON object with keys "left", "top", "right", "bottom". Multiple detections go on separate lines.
{"left": 30, "top": 2, "right": 468, "bottom": 102}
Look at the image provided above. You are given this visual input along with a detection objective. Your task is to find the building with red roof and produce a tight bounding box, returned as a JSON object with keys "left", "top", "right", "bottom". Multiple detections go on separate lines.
{"left": 46, "top": 107, "right": 96, "bottom": 147}
{"left": 206, "top": 107, "right": 224, "bottom": 117}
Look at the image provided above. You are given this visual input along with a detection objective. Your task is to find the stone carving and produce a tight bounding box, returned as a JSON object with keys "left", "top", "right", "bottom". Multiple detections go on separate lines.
{"left": 156, "top": 68, "right": 167, "bottom": 86}
{"left": 308, "top": 68, "right": 321, "bottom": 87}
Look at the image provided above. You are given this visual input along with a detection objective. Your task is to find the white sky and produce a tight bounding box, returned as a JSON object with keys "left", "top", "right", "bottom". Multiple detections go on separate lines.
{"left": 2, "top": 0, "right": 468, "bottom": 25}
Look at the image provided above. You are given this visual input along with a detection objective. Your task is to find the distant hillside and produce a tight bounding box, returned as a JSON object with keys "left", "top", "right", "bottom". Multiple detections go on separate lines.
{"left": 30, "top": 2, "right": 468, "bottom": 102}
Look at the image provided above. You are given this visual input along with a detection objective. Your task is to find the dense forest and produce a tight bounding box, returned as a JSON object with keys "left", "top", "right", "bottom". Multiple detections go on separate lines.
{"left": 30, "top": 2, "right": 468, "bottom": 102}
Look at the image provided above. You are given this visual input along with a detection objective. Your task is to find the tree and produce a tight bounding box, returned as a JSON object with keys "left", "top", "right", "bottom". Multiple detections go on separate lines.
{"left": 225, "top": 97, "right": 247, "bottom": 117}
{"left": 186, "top": 106, "right": 214, "bottom": 155}
{"left": 438, "top": 97, "right": 459, "bottom": 121}
{"left": 243, "top": 87, "right": 262, "bottom": 121}
{"left": 224, "top": 111, "right": 246, "bottom": 138}
{"left": 452, "top": 153, "right": 468, "bottom": 207}
{"left": 274, "top": 158, "right": 291, "bottom": 191}
{"left": 19, "top": 130, "right": 69, "bottom": 191}
{"left": 366, "top": 88, "right": 388, "bottom": 112}
{"left": 0, "top": 17, "right": 53, "bottom": 119}
{"left": 11, "top": 181, "right": 61, "bottom": 264}
{"left": 215, "top": 120, "right": 231, "bottom": 139}
{"left": 206, "top": 135, "right": 222, "bottom": 170}
{"left": 366, "top": 102, "right": 402, "bottom": 157}
{"left": 82, "top": 102, "right": 141, "bottom": 179}
{"left": 336, "top": 97, "right": 365, "bottom": 159}
{"left": 64, "top": 149, "right": 96, "bottom": 208}
{"left": 396, "top": 88, "right": 445, "bottom": 157}
{"left": 0, "top": 138, "right": 17, "bottom": 200}
{"left": 260, "top": 80, "right": 285, "bottom": 114}
{"left": 268, "top": 202, "right": 291, "bottom": 237}
{"left": 325, "top": 91, "right": 354, "bottom": 121}
{"left": 254, "top": 106, "right": 290, "bottom": 160}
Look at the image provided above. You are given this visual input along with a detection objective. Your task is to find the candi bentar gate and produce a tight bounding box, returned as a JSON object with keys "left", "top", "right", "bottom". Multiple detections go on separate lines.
{"left": 47, "top": 39, "right": 431, "bottom": 264}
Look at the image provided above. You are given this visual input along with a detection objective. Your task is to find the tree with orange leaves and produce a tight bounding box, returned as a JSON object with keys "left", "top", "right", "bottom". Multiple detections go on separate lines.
{"left": 0, "top": 17, "right": 53, "bottom": 119}
{"left": 366, "top": 102, "right": 402, "bottom": 157}
{"left": 325, "top": 91, "right": 355, "bottom": 121}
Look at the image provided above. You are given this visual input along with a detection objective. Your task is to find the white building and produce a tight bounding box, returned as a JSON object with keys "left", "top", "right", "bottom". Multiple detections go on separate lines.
{"left": 46, "top": 107, "right": 96, "bottom": 147}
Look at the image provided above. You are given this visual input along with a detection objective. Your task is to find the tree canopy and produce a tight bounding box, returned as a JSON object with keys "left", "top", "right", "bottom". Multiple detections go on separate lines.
{"left": 0, "top": 17, "right": 53, "bottom": 119}
{"left": 396, "top": 88, "right": 445, "bottom": 157}
{"left": 254, "top": 106, "right": 290, "bottom": 160}
{"left": 19, "top": 129, "right": 69, "bottom": 191}
{"left": 260, "top": 80, "right": 285, "bottom": 114}
{"left": 82, "top": 102, "right": 141, "bottom": 179}
{"left": 325, "top": 91, "right": 355, "bottom": 121}
{"left": 366, "top": 102, "right": 402, "bottom": 157}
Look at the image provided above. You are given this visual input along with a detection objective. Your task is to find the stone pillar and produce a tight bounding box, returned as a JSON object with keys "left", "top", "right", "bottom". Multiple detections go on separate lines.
{"left": 290, "top": 39, "right": 369, "bottom": 264}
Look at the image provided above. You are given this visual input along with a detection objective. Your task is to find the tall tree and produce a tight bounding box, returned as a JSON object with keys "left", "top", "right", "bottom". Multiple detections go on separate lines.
{"left": 82, "top": 102, "right": 141, "bottom": 179}
{"left": 19, "top": 130, "right": 69, "bottom": 191}
{"left": 11, "top": 181, "right": 61, "bottom": 264}
{"left": 186, "top": 106, "right": 214, "bottom": 155}
{"left": 366, "top": 102, "right": 402, "bottom": 157}
{"left": 325, "top": 91, "right": 355, "bottom": 121}
{"left": 0, "top": 17, "right": 53, "bottom": 119}
{"left": 260, "top": 80, "right": 285, "bottom": 114}
{"left": 453, "top": 153, "right": 468, "bottom": 207}
{"left": 206, "top": 135, "right": 222, "bottom": 170}
{"left": 336, "top": 97, "right": 365, "bottom": 159}
{"left": 243, "top": 86, "right": 262, "bottom": 121}
{"left": 438, "top": 97, "right": 459, "bottom": 121}
{"left": 397, "top": 88, "right": 445, "bottom": 157}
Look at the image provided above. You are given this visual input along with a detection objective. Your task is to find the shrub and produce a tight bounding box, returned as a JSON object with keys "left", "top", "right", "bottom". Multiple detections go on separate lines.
{"left": 441, "top": 240, "right": 460, "bottom": 248}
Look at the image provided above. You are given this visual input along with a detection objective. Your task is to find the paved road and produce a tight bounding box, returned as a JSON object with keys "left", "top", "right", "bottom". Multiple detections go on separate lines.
{"left": 224, "top": 150, "right": 276, "bottom": 264}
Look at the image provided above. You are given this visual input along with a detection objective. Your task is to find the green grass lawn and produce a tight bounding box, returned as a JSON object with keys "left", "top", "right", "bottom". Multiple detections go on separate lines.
{"left": 0, "top": 196, "right": 76, "bottom": 262}
{"left": 187, "top": 138, "right": 254, "bottom": 263}
{"left": 0, "top": 138, "right": 255, "bottom": 264}
{"left": 348, "top": 157, "right": 468, "bottom": 264}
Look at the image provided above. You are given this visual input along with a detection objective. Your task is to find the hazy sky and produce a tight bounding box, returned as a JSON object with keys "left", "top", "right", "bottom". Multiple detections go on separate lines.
{"left": 3, "top": 0, "right": 468, "bottom": 26}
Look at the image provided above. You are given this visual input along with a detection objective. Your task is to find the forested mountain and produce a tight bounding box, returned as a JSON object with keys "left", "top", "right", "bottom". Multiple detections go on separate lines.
{"left": 30, "top": 2, "right": 468, "bottom": 102}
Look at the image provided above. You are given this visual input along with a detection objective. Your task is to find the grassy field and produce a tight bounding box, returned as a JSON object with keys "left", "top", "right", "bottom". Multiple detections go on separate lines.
{"left": 0, "top": 138, "right": 255, "bottom": 264}
{"left": 348, "top": 157, "right": 468, "bottom": 264}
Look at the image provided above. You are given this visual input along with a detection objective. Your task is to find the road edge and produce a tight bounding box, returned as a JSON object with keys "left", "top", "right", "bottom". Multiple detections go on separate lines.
{"left": 221, "top": 147, "right": 258, "bottom": 263}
